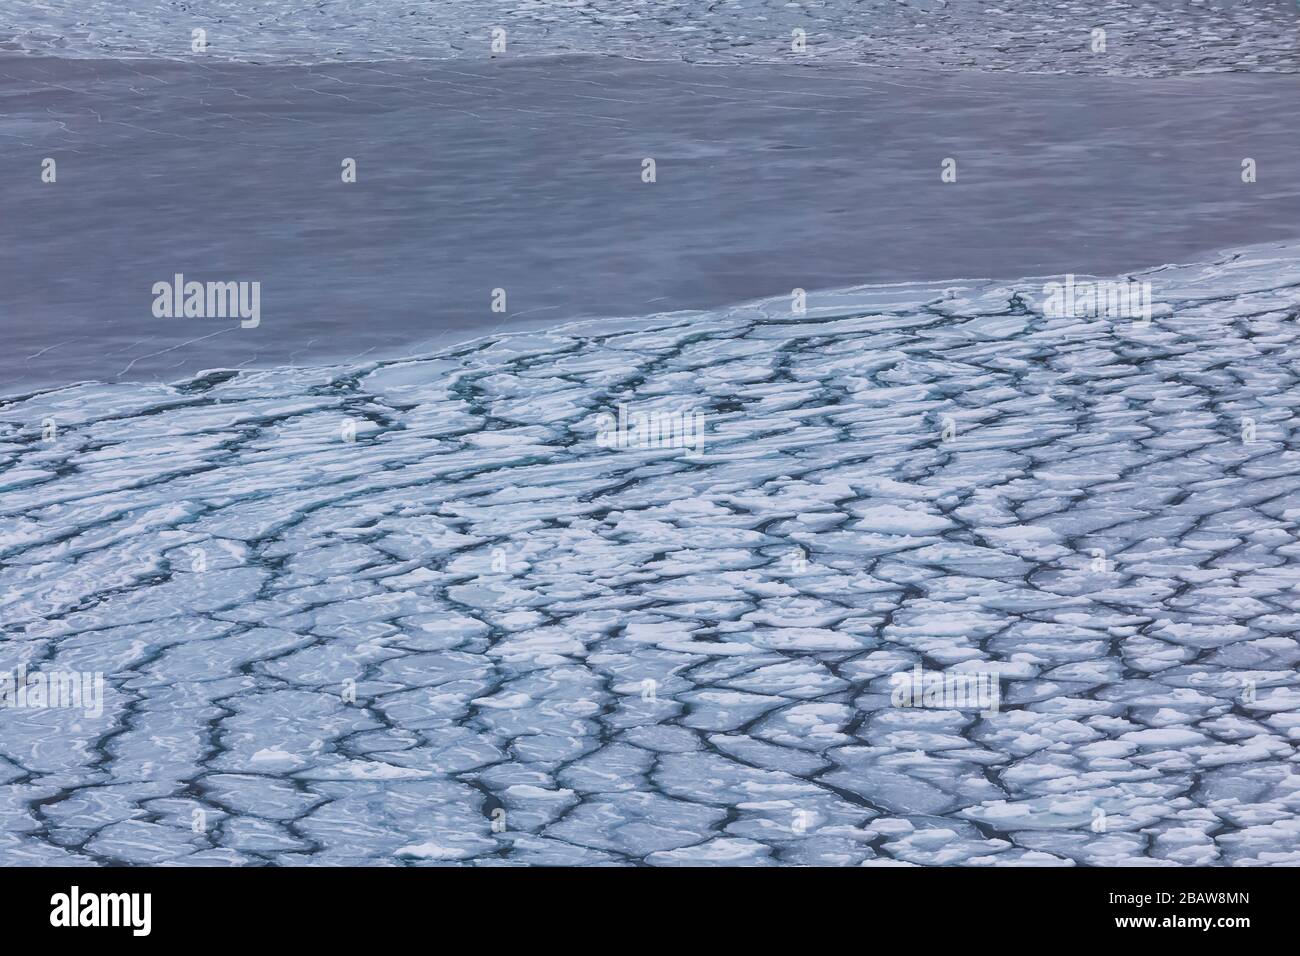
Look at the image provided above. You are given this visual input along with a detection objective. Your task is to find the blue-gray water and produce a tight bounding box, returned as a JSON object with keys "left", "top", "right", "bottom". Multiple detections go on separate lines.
{"left": 3, "top": 55, "right": 1300, "bottom": 395}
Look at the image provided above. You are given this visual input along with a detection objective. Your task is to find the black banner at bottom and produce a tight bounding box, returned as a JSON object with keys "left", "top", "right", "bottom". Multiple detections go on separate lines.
{"left": 0, "top": 865, "right": 1276, "bottom": 942}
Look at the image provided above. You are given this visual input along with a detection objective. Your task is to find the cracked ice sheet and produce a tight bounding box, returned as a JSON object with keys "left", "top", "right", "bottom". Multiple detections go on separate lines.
{"left": 3, "top": 240, "right": 1300, "bottom": 866}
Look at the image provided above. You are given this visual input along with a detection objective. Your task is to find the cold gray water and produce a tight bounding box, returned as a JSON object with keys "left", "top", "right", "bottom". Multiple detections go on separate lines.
{"left": 3, "top": 55, "right": 1300, "bottom": 395}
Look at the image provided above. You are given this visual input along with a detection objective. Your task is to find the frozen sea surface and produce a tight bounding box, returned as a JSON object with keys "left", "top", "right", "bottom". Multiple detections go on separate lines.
{"left": 5, "top": 0, "right": 1300, "bottom": 75}
{"left": 2, "top": 240, "right": 1299, "bottom": 865}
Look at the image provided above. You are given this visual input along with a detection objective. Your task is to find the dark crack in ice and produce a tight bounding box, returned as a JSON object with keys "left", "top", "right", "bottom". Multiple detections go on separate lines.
{"left": 2, "top": 243, "right": 1300, "bottom": 865}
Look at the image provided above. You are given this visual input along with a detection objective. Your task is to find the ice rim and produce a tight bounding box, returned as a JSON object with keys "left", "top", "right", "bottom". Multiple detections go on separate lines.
{"left": 3, "top": 235, "right": 1297, "bottom": 404}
